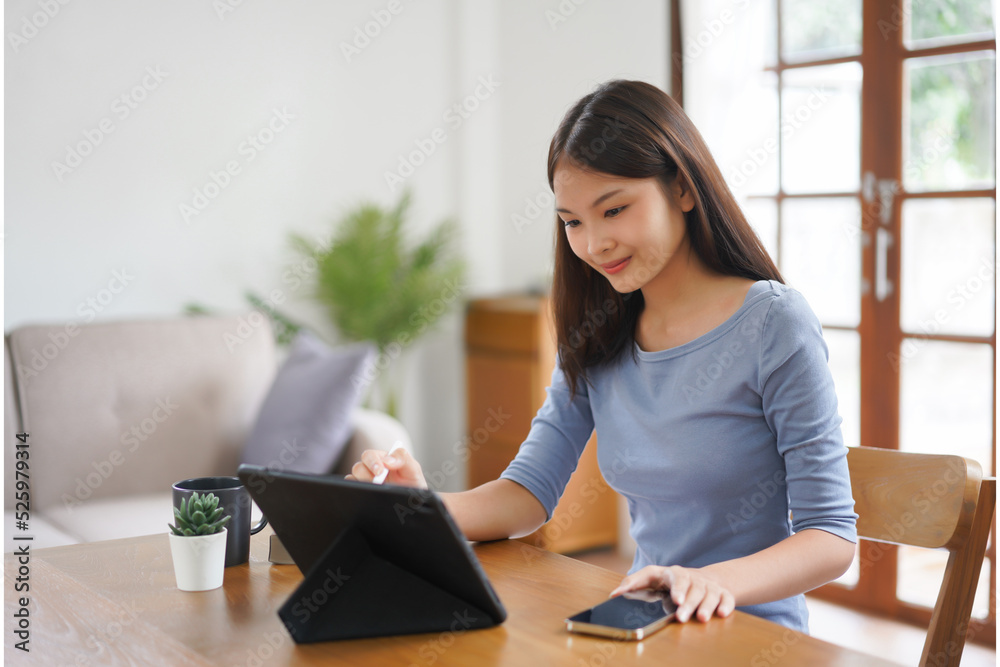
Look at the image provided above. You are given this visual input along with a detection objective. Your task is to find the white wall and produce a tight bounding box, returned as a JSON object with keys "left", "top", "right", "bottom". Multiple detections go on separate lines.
{"left": 496, "top": 1, "right": 669, "bottom": 292}
{"left": 5, "top": 0, "right": 668, "bottom": 491}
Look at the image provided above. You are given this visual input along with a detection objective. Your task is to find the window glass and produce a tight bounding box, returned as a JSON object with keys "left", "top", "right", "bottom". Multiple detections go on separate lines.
{"left": 904, "top": 52, "right": 996, "bottom": 191}
{"left": 781, "top": 63, "right": 862, "bottom": 194}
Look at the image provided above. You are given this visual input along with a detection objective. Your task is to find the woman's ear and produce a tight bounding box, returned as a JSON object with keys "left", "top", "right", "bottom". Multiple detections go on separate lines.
{"left": 672, "top": 174, "right": 696, "bottom": 213}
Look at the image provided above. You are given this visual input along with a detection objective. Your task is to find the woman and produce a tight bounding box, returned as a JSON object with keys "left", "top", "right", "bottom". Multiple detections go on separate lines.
{"left": 348, "top": 79, "right": 857, "bottom": 633}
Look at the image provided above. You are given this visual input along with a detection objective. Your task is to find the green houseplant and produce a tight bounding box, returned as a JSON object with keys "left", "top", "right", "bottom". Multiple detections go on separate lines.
{"left": 169, "top": 492, "right": 232, "bottom": 536}
{"left": 290, "top": 190, "right": 465, "bottom": 417}
{"left": 168, "top": 492, "right": 231, "bottom": 591}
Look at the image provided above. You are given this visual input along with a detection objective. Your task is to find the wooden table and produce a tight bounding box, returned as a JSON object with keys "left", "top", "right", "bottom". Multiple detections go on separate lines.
{"left": 4, "top": 531, "right": 900, "bottom": 666}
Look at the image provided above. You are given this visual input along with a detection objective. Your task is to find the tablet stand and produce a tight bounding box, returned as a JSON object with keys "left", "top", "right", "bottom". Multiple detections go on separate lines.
{"left": 279, "top": 526, "right": 497, "bottom": 643}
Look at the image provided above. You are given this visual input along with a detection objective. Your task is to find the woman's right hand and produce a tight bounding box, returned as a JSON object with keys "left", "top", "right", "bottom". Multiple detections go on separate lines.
{"left": 345, "top": 447, "right": 428, "bottom": 489}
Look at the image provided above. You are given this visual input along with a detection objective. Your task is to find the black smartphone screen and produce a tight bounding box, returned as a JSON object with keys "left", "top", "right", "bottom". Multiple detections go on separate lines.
{"left": 567, "top": 591, "right": 676, "bottom": 630}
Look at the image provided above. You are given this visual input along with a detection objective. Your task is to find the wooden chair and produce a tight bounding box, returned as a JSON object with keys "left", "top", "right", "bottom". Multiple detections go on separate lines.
{"left": 848, "top": 446, "right": 996, "bottom": 667}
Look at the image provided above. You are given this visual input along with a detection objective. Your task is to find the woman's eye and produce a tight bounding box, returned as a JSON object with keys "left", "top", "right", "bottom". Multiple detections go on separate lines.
{"left": 606, "top": 206, "right": 625, "bottom": 218}
{"left": 563, "top": 219, "right": 581, "bottom": 228}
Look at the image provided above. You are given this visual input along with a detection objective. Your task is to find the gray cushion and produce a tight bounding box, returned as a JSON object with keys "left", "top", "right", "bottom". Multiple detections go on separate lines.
{"left": 241, "top": 332, "right": 375, "bottom": 474}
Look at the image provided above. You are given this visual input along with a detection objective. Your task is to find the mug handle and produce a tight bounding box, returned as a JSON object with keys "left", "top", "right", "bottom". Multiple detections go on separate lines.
{"left": 250, "top": 514, "right": 268, "bottom": 535}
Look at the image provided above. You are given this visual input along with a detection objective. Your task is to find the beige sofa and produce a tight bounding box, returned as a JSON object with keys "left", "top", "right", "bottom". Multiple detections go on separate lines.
{"left": 4, "top": 314, "right": 409, "bottom": 553}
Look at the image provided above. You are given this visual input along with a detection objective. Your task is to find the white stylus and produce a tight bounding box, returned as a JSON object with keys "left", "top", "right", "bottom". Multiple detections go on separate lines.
{"left": 373, "top": 442, "right": 405, "bottom": 485}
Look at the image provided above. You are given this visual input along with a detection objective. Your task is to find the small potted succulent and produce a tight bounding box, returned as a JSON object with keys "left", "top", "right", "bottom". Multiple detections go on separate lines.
{"left": 168, "top": 492, "right": 231, "bottom": 591}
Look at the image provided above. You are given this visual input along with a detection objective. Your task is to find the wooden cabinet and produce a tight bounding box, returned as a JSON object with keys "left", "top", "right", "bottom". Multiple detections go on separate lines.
{"left": 465, "top": 295, "right": 617, "bottom": 554}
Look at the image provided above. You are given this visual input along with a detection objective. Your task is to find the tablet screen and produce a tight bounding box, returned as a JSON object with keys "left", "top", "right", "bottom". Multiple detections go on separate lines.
{"left": 237, "top": 464, "right": 507, "bottom": 640}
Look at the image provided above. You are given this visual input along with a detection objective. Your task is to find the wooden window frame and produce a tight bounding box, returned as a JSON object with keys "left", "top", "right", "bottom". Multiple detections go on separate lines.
{"left": 672, "top": 0, "right": 996, "bottom": 646}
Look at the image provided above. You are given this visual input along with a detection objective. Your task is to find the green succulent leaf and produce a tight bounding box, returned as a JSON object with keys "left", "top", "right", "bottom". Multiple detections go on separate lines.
{"left": 207, "top": 517, "right": 230, "bottom": 533}
{"left": 169, "top": 491, "right": 231, "bottom": 536}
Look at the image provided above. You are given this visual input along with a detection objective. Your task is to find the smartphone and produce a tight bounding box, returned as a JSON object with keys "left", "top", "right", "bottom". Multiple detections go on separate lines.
{"left": 565, "top": 589, "right": 677, "bottom": 640}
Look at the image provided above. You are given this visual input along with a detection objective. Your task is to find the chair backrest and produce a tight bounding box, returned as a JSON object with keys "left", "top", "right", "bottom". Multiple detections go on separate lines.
{"left": 848, "top": 446, "right": 996, "bottom": 667}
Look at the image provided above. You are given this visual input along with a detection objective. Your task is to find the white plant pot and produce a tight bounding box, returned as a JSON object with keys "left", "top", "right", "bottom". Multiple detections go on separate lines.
{"left": 168, "top": 529, "right": 227, "bottom": 592}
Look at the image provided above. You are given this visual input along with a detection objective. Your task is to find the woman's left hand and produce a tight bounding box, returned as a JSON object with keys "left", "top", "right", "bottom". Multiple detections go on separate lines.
{"left": 609, "top": 565, "right": 736, "bottom": 623}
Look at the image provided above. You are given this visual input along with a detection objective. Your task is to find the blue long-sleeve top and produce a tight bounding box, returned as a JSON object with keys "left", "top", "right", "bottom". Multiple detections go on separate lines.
{"left": 500, "top": 280, "right": 858, "bottom": 632}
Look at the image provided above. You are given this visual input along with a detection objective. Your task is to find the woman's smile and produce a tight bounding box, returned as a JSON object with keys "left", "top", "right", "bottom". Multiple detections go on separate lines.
{"left": 601, "top": 257, "right": 631, "bottom": 274}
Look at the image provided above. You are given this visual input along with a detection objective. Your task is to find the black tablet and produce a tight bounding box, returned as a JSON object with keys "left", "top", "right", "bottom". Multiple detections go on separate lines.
{"left": 237, "top": 464, "right": 507, "bottom": 643}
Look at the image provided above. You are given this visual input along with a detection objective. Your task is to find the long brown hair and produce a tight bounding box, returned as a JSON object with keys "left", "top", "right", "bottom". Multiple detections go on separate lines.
{"left": 547, "top": 79, "right": 782, "bottom": 396}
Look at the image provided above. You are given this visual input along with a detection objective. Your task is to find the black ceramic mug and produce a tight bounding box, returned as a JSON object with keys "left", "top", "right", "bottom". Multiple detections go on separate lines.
{"left": 172, "top": 476, "right": 268, "bottom": 567}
